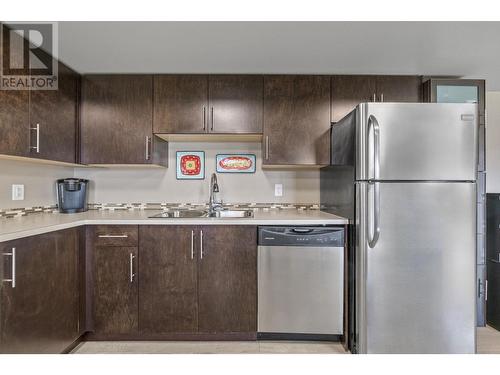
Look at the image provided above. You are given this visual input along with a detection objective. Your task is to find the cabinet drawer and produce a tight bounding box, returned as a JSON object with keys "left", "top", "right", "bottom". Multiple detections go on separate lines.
{"left": 93, "top": 225, "right": 138, "bottom": 246}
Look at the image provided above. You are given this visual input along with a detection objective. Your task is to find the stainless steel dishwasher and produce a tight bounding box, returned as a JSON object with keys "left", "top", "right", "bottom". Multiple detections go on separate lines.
{"left": 258, "top": 226, "right": 345, "bottom": 339}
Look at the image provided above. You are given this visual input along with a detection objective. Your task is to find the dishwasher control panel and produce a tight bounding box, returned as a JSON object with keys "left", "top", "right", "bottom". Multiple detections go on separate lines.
{"left": 258, "top": 226, "right": 344, "bottom": 247}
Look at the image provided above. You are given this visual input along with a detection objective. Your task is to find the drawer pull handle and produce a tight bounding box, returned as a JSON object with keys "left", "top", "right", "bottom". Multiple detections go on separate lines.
{"left": 98, "top": 234, "right": 129, "bottom": 238}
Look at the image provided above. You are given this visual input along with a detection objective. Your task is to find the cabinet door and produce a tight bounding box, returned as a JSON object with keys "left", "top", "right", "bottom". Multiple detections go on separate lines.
{"left": 208, "top": 75, "right": 263, "bottom": 134}
{"left": 139, "top": 226, "right": 198, "bottom": 333}
{"left": 29, "top": 61, "right": 78, "bottom": 163}
{"left": 0, "top": 90, "right": 29, "bottom": 157}
{"left": 0, "top": 229, "right": 79, "bottom": 353}
{"left": 263, "top": 75, "right": 330, "bottom": 166}
{"left": 92, "top": 246, "right": 138, "bottom": 335}
{"left": 198, "top": 226, "right": 257, "bottom": 333}
{"left": 331, "top": 75, "right": 376, "bottom": 123}
{"left": 81, "top": 75, "right": 153, "bottom": 164}
{"left": 153, "top": 75, "right": 208, "bottom": 134}
{"left": 0, "top": 26, "right": 29, "bottom": 157}
{"left": 375, "top": 75, "right": 422, "bottom": 103}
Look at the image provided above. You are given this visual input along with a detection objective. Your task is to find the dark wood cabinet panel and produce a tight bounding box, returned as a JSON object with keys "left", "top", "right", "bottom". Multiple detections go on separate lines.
{"left": 29, "top": 61, "right": 79, "bottom": 163}
{"left": 81, "top": 75, "right": 166, "bottom": 165}
{"left": 198, "top": 225, "right": 257, "bottom": 333}
{"left": 263, "top": 75, "right": 331, "bottom": 166}
{"left": 153, "top": 75, "right": 208, "bottom": 134}
{"left": 331, "top": 75, "right": 376, "bottom": 123}
{"left": 92, "top": 245, "right": 138, "bottom": 335}
{"left": 208, "top": 75, "right": 263, "bottom": 134}
{"left": 0, "top": 26, "right": 29, "bottom": 156}
{"left": 0, "top": 229, "right": 79, "bottom": 354}
{"left": 93, "top": 225, "right": 138, "bottom": 247}
{"left": 139, "top": 226, "right": 198, "bottom": 333}
{"left": 0, "top": 90, "right": 30, "bottom": 157}
{"left": 375, "top": 75, "right": 422, "bottom": 103}
{"left": 49, "top": 229, "right": 80, "bottom": 350}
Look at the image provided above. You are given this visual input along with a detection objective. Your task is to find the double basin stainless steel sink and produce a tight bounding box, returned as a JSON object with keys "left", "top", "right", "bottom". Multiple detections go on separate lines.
{"left": 149, "top": 209, "right": 254, "bottom": 219}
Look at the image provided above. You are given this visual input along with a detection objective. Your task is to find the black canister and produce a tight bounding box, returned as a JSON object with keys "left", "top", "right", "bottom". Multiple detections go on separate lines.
{"left": 56, "top": 178, "right": 89, "bottom": 213}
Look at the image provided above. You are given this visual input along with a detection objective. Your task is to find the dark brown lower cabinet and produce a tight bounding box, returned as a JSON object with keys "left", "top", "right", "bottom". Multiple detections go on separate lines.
{"left": 137, "top": 225, "right": 257, "bottom": 336}
{"left": 139, "top": 226, "right": 198, "bottom": 333}
{"left": 92, "top": 246, "right": 138, "bottom": 335}
{"left": 0, "top": 229, "right": 80, "bottom": 354}
{"left": 198, "top": 226, "right": 257, "bottom": 333}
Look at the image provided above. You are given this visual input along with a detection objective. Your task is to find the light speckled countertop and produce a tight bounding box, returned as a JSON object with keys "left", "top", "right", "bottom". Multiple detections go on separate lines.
{"left": 0, "top": 209, "right": 347, "bottom": 242}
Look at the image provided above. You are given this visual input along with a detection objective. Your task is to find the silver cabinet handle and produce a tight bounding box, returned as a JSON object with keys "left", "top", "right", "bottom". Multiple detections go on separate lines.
{"left": 30, "top": 123, "right": 40, "bottom": 153}
{"left": 191, "top": 230, "right": 194, "bottom": 260}
{"left": 145, "top": 136, "right": 151, "bottom": 160}
{"left": 200, "top": 229, "right": 203, "bottom": 260}
{"left": 3, "top": 247, "right": 16, "bottom": 288}
{"left": 129, "top": 253, "right": 135, "bottom": 283}
{"left": 380, "top": 93, "right": 384, "bottom": 102}
{"left": 210, "top": 107, "right": 214, "bottom": 131}
{"left": 202, "top": 106, "right": 206, "bottom": 131}
{"left": 265, "top": 136, "right": 270, "bottom": 160}
{"left": 368, "top": 181, "right": 380, "bottom": 249}
{"left": 98, "top": 234, "right": 128, "bottom": 238}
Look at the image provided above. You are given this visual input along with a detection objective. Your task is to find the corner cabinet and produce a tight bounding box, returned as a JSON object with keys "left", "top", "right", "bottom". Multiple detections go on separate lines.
{"left": 0, "top": 62, "right": 79, "bottom": 164}
{"left": 153, "top": 74, "right": 263, "bottom": 135}
{"left": 0, "top": 28, "right": 79, "bottom": 164}
{"left": 0, "top": 229, "right": 80, "bottom": 354}
{"left": 263, "top": 75, "right": 331, "bottom": 167}
{"left": 81, "top": 75, "right": 167, "bottom": 166}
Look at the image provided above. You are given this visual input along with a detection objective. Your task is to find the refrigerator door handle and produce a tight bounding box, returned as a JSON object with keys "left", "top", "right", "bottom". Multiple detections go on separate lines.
{"left": 368, "top": 181, "right": 380, "bottom": 248}
{"left": 367, "top": 115, "right": 380, "bottom": 180}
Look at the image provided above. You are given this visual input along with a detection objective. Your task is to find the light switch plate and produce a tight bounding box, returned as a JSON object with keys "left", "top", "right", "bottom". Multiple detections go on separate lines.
{"left": 12, "top": 184, "right": 25, "bottom": 201}
{"left": 274, "top": 183, "right": 283, "bottom": 197}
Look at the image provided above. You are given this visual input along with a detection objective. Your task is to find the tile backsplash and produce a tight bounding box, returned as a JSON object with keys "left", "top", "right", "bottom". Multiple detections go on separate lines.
{"left": 74, "top": 142, "right": 320, "bottom": 204}
{"left": 0, "top": 142, "right": 321, "bottom": 211}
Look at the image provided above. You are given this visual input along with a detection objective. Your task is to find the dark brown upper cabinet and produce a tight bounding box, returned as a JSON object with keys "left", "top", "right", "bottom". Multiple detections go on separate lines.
{"left": 153, "top": 74, "right": 263, "bottom": 135}
{"left": 208, "top": 75, "right": 263, "bottom": 134}
{"left": 29, "top": 61, "right": 79, "bottom": 163}
{"left": 331, "top": 75, "right": 377, "bottom": 123}
{"left": 0, "top": 26, "right": 29, "bottom": 157}
{"left": 331, "top": 75, "right": 422, "bottom": 123}
{"left": 198, "top": 225, "right": 257, "bottom": 333}
{"left": 81, "top": 75, "right": 167, "bottom": 166}
{"left": 139, "top": 226, "right": 198, "bottom": 334}
{"left": 0, "top": 89, "right": 30, "bottom": 157}
{"left": 153, "top": 75, "right": 209, "bottom": 134}
{"left": 0, "top": 28, "right": 79, "bottom": 164}
{"left": 0, "top": 229, "right": 80, "bottom": 354}
{"left": 263, "top": 75, "right": 331, "bottom": 166}
{"left": 375, "top": 75, "right": 422, "bottom": 103}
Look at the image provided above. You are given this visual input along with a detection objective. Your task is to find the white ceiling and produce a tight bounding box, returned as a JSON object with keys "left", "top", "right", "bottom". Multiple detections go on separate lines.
{"left": 56, "top": 21, "right": 500, "bottom": 90}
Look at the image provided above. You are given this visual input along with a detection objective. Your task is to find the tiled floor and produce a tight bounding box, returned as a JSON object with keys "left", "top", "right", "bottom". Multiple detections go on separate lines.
{"left": 71, "top": 326, "right": 500, "bottom": 354}
{"left": 71, "top": 340, "right": 346, "bottom": 354}
{"left": 477, "top": 325, "right": 500, "bottom": 354}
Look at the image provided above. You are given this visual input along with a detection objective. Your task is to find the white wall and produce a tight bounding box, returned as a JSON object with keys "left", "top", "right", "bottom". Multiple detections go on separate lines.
{"left": 0, "top": 159, "right": 73, "bottom": 209}
{"left": 74, "top": 142, "right": 320, "bottom": 204}
{"left": 486, "top": 92, "right": 500, "bottom": 193}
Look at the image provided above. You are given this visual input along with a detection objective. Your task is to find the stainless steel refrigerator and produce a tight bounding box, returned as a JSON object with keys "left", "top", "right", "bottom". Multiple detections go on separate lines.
{"left": 320, "top": 103, "right": 477, "bottom": 354}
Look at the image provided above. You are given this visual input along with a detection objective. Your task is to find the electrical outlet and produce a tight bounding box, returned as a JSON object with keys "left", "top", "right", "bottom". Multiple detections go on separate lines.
{"left": 274, "top": 183, "right": 283, "bottom": 197}
{"left": 12, "top": 184, "right": 25, "bottom": 201}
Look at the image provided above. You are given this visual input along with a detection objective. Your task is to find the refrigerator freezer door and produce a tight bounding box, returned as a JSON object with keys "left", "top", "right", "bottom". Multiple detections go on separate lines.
{"left": 356, "top": 181, "right": 476, "bottom": 353}
{"left": 356, "top": 103, "right": 478, "bottom": 181}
